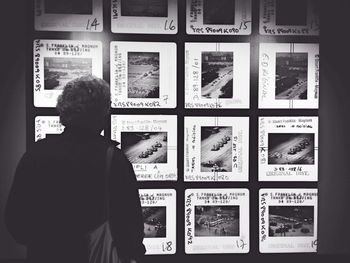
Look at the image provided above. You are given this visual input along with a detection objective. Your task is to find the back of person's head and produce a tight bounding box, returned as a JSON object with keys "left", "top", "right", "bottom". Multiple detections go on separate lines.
{"left": 56, "top": 75, "right": 110, "bottom": 133}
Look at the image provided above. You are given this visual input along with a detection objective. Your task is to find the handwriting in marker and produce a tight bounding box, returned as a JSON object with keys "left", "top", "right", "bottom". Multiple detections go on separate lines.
{"left": 236, "top": 239, "right": 247, "bottom": 250}
{"left": 86, "top": 18, "right": 100, "bottom": 31}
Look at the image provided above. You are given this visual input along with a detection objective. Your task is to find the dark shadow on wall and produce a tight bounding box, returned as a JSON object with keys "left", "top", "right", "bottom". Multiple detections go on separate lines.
{"left": 0, "top": 0, "right": 27, "bottom": 260}
{"left": 317, "top": 0, "right": 350, "bottom": 254}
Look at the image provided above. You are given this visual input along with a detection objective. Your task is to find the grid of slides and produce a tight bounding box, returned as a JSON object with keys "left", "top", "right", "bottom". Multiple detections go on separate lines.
{"left": 29, "top": 0, "right": 320, "bottom": 259}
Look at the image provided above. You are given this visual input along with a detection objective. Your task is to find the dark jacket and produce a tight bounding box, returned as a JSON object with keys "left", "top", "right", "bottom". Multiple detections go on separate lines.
{"left": 5, "top": 127, "right": 146, "bottom": 263}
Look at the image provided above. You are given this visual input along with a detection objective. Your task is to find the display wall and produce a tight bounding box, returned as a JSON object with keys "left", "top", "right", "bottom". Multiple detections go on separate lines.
{"left": 25, "top": 0, "right": 322, "bottom": 261}
{"left": 0, "top": 2, "right": 344, "bottom": 262}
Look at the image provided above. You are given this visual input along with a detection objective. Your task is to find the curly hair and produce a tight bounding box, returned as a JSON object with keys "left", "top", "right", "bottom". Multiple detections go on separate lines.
{"left": 56, "top": 75, "right": 110, "bottom": 130}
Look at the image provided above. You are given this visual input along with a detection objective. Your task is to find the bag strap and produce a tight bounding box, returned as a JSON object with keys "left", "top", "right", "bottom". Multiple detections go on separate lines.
{"left": 104, "top": 145, "right": 115, "bottom": 219}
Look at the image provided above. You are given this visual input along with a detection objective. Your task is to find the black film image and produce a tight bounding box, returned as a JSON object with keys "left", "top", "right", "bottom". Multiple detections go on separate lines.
{"left": 121, "top": 132, "right": 168, "bottom": 164}
{"left": 268, "top": 133, "right": 315, "bottom": 165}
{"left": 195, "top": 206, "right": 239, "bottom": 237}
{"left": 201, "top": 126, "right": 232, "bottom": 172}
{"left": 121, "top": 0, "right": 168, "bottom": 17}
{"left": 275, "top": 0, "right": 308, "bottom": 26}
{"left": 203, "top": 0, "right": 235, "bottom": 25}
{"left": 269, "top": 206, "right": 314, "bottom": 237}
{"left": 276, "top": 52, "right": 308, "bottom": 100}
{"left": 44, "top": 0, "right": 93, "bottom": 15}
{"left": 142, "top": 206, "right": 166, "bottom": 238}
{"left": 128, "top": 52, "right": 160, "bottom": 99}
{"left": 44, "top": 57, "right": 92, "bottom": 90}
{"left": 201, "top": 52, "right": 234, "bottom": 99}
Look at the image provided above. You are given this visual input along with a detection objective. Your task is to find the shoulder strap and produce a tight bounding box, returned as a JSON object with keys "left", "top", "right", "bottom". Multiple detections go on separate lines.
{"left": 104, "top": 145, "right": 115, "bottom": 219}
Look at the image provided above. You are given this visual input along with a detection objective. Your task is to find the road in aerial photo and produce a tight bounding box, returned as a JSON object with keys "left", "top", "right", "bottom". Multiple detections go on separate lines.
{"left": 122, "top": 132, "right": 167, "bottom": 164}
{"left": 201, "top": 127, "right": 232, "bottom": 172}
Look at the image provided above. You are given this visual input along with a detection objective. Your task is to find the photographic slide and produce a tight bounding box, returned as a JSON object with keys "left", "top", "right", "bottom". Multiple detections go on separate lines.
{"left": 258, "top": 117, "right": 318, "bottom": 181}
{"left": 111, "top": 41, "right": 176, "bottom": 108}
{"left": 111, "top": 115, "right": 177, "bottom": 181}
{"left": 112, "top": 0, "right": 178, "bottom": 34}
{"left": 139, "top": 189, "right": 176, "bottom": 254}
{"left": 35, "top": 116, "right": 64, "bottom": 142}
{"left": 260, "top": 189, "right": 318, "bottom": 253}
{"left": 35, "top": 0, "right": 103, "bottom": 32}
{"left": 186, "top": 0, "right": 251, "bottom": 35}
{"left": 259, "top": 0, "right": 320, "bottom": 35}
{"left": 184, "top": 117, "right": 249, "bottom": 182}
{"left": 35, "top": 116, "right": 104, "bottom": 142}
{"left": 185, "top": 188, "right": 249, "bottom": 254}
{"left": 259, "top": 43, "right": 319, "bottom": 109}
{"left": 33, "top": 39, "right": 102, "bottom": 108}
{"left": 185, "top": 42, "right": 250, "bottom": 109}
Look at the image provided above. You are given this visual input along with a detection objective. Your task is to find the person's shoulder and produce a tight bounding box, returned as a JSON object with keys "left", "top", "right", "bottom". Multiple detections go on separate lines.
{"left": 31, "top": 136, "right": 60, "bottom": 151}
{"left": 21, "top": 136, "right": 61, "bottom": 161}
{"left": 110, "top": 144, "right": 128, "bottom": 163}
{"left": 98, "top": 137, "right": 132, "bottom": 165}
{"left": 95, "top": 135, "right": 120, "bottom": 149}
{"left": 96, "top": 135, "right": 127, "bottom": 160}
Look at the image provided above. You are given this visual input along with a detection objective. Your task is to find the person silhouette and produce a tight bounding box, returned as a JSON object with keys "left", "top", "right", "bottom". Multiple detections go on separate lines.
{"left": 5, "top": 75, "right": 145, "bottom": 263}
